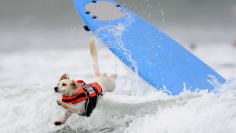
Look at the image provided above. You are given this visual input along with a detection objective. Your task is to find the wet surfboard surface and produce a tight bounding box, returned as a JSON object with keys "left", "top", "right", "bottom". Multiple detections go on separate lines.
{"left": 73, "top": 0, "right": 225, "bottom": 95}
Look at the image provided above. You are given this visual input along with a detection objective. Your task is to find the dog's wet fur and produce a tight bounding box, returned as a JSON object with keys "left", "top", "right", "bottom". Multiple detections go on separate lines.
{"left": 54, "top": 38, "right": 117, "bottom": 126}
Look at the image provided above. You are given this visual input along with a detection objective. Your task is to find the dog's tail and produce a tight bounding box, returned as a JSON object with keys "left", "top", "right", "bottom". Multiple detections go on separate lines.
{"left": 89, "top": 38, "right": 101, "bottom": 77}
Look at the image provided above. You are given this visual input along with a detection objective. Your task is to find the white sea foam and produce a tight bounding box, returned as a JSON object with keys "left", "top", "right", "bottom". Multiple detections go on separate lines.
{"left": 0, "top": 43, "right": 236, "bottom": 133}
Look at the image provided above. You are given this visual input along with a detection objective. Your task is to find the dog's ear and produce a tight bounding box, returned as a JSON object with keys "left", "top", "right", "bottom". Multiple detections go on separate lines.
{"left": 59, "top": 73, "right": 70, "bottom": 81}
{"left": 71, "top": 80, "right": 80, "bottom": 89}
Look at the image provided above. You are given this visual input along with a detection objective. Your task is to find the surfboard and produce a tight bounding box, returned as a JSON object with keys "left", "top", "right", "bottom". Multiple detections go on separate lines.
{"left": 73, "top": 0, "right": 225, "bottom": 95}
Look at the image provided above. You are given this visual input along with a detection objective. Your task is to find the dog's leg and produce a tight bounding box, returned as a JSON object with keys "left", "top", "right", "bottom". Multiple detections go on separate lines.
{"left": 105, "top": 74, "right": 117, "bottom": 92}
{"left": 57, "top": 100, "right": 83, "bottom": 112}
{"left": 89, "top": 38, "right": 101, "bottom": 77}
{"left": 57, "top": 100, "right": 70, "bottom": 109}
{"left": 55, "top": 110, "right": 72, "bottom": 126}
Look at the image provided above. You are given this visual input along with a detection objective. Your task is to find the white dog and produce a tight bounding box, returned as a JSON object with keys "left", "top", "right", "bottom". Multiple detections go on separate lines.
{"left": 54, "top": 39, "right": 117, "bottom": 126}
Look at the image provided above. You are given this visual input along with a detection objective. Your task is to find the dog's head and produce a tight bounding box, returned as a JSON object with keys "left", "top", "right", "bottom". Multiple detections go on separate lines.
{"left": 54, "top": 73, "right": 81, "bottom": 96}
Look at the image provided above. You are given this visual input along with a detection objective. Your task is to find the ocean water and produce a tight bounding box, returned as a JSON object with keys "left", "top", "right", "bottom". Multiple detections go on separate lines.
{"left": 1, "top": 0, "right": 236, "bottom": 132}
{"left": 0, "top": 42, "right": 236, "bottom": 133}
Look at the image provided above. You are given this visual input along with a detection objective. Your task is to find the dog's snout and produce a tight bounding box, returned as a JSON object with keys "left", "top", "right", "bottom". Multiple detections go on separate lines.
{"left": 54, "top": 87, "right": 59, "bottom": 92}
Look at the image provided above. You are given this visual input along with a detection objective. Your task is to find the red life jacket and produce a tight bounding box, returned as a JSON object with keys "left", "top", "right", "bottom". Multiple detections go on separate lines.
{"left": 61, "top": 82, "right": 103, "bottom": 104}
{"left": 76, "top": 80, "right": 85, "bottom": 85}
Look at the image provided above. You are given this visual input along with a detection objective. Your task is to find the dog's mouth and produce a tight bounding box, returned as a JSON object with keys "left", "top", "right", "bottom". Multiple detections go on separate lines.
{"left": 54, "top": 87, "right": 66, "bottom": 93}
{"left": 58, "top": 90, "right": 66, "bottom": 93}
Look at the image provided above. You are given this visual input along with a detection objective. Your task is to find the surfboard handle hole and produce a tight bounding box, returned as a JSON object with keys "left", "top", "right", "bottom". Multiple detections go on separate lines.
{"left": 83, "top": 25, "right": 90, "bottom": 31}
{"left": 92, "top": 16, "right": 97, "bottom": 19}
{"left": 85, "top": 11, "right": 90, "bottom": 14}
{"left": 92, "top": 0, "right": 96, "bottom": 3}
{"left": 116, "top": 5, "right": 121, "bottom": 7}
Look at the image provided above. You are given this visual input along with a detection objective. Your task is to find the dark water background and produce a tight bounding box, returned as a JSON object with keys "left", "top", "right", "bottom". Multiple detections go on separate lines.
{"left": 0, "top": 0, "right": 236, "bottom": 51}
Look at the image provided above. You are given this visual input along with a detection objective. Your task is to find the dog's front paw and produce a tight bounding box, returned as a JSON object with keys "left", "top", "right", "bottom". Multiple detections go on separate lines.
{"left": 54, "top": 121, "right": 63, "bottom": 126}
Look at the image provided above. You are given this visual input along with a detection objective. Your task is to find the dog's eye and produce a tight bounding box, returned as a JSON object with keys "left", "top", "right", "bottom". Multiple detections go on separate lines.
{"left": 62, "top": 83, "right": 66, "bottom": 86}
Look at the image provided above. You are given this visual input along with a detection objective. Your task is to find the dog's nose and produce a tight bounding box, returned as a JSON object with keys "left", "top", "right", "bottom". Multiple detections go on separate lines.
{"left": 54, "top": 87, "right": 58, "bottom": 92}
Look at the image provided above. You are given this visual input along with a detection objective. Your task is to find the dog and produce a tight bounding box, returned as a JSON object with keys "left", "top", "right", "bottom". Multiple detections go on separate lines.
{"left": 54, "top": 39, "right": 117, "bottom": 126}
